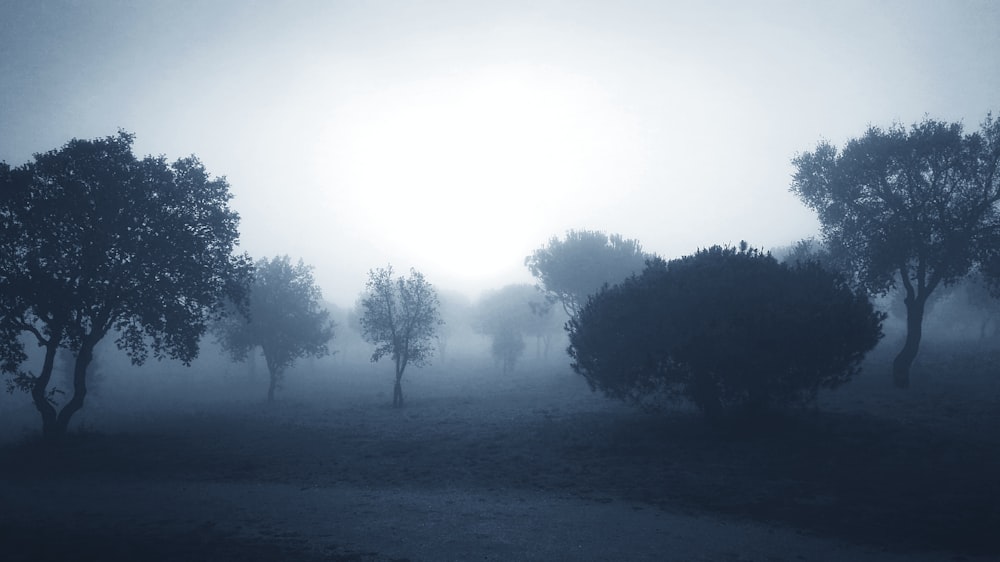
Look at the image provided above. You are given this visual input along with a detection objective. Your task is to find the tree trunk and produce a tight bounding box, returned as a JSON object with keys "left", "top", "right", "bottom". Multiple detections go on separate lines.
{"left": 892, "top": 294, "right": 926, "bottom": 389}
{"left": 392, "top": 354, "right": 405, "bottom": 408}
{"left": 48, "top": 342, "right": 95, "bottom": 441}
{"left": 393, "top": 374, "right": 403, "bottom": 408}
{"left": 263, "top": 347, "right": 280, "bottom": 403}
{"left": 32, "top": 342, "right": 60, "bottom": 442}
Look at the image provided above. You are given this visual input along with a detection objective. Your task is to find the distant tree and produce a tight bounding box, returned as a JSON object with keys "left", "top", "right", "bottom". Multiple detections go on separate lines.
{"left": 214, "top": 256, "right": 335, "bottom": 402}
{"left": 475, "top": 284, "right": 531, "bottom": 373}
{"left": 490, "top": 326, "right": 525, "bottom": 374}
{"left": 0, "top": 132, "right": 249, "bottom": 440}
{"left": 568, "top": 244, "right": 884, "bottom": 421}
{"left": 359, "top": 265, "right": 443, "bottom": 407}
{"left": 434, "top": 290, "right": 475, "bottom": 364}
{"left": 475, "top": 283, "right": 562, "bottom": 371}
{"left": 791, "top": 115, "right": 1000, "bottom": 387}
{"left": 776, "top": 237, "right": 837, "bottom": 270}
{"left": 525, "top": 229, "right": 650, "bottom": 317}
{"left": 522, "top": 297, "right": 565, "bottom": 360}
{"left": 926, "top": 270, "right": 1000, "bottom": 341}
{"left": 970, "top": 269, "right": 1000, "bottom": 340}
{"left": 983, "top": 252, "right": 1000, "bottom": 297}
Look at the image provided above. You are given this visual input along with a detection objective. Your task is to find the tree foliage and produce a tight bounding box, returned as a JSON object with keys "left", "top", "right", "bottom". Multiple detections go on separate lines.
{"left": 359, "top": 265, "right": 443, "bottom": 407}
{"left": 525, "top": 229, "right": 649, "bottom": 317}
{"left": 0, "top": 132, "right": 249, "bottom": 440}
{"left": 214, "top": 256, "right": 334, "bottom": 402}
{"left": 567, "top": 244, "right": 884, "bottom": 421}
{"left": 791, "top": 115, "right": 1000, "bottom": 387}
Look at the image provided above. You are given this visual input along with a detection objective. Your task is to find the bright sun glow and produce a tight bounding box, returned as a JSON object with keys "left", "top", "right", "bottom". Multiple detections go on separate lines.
{"left": 317, "top": 64, "right": 642, "bottom": 286}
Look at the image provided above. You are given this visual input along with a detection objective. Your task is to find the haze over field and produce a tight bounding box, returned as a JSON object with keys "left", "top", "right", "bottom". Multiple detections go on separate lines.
{"left": 2, "top": 0, "right": 998, "bottom": 303}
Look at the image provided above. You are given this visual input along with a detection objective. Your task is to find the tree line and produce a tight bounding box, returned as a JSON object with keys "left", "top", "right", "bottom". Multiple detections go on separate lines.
{"left": 3, "top": 113, "right": 999, "bottom": 439}
{"left": 0, "top": 133, "right": 450, "bottom": 439}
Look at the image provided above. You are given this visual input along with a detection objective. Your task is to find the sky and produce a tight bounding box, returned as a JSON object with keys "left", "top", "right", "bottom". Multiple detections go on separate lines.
{"left": 1, "top": 0, "right": 998, "bottom": 306}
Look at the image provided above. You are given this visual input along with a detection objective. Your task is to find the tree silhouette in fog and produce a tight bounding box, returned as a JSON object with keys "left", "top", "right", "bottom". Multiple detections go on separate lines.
{"left": 359, "top": 265, "right": 443, "bottom": 407}
{"left": 568, "top": 243, "right": 884, "bottom": 421}
{"left": 474, "top": 283, "right": 561, "bottom": 372}
{"left": 0, "top": 132, "right": 249, "bottom": 441}
{"left": 525, "top": 229, "right": 649, "bottom": 318}
{"left": 432, "top": 290, "right": 476, "bottom": 364}
{"left": 214, "top": 256, "right": 334, "bottom": 402}
{"left": 791, "top": 114, "right": 1000, "bottom": 388}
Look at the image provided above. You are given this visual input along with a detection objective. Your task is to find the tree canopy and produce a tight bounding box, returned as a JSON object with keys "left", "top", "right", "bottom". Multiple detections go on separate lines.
{"left": 791, "top": 114, "right": 1000, "bottom": 387}
{"left": 567, "top": 244, "right": 884, "bottom": 421}
{"left": 359, "top": 265, "right": 443, "bottom": 407}
{"left": 0, "top": 131, "right": 249, "bottom": 439}
{"left": 525, "top": 229, "right": 650, "bottom": 317}
{"left": 214, "top": 255, "right": 334, "bottom": 401}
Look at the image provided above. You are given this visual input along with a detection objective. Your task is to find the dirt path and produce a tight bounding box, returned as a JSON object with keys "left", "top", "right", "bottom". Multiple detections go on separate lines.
{"left": 2, "top": 473, "right": 979, "bottom": 562}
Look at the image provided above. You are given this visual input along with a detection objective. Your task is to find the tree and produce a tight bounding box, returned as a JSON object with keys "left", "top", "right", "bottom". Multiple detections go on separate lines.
{"left": 791, "top": 115, "right": 1000, "bottom": 387}
{"left": 0, "top": 132, "right": 249, "bottom": 440}
{"left": 521, "top": 295, "right": 565, "bottom": 360}
{"left": 475, "top": 283, "right": 562, "bottom": 372}
{"left": 434, "top": 290, "right": 475, "bottom": 364}
{"left": 214, "top": 256, "right": 335, "bottom": 402}
{"left": 525, "top": 229, "right": 650, "bottom": 317}
{"left": 567, "top": 244, "right": 884, "bottom": 421}
{"left": 359, "top": 265, "right": 443, "bottom": 407}
{"left": 475, "top": 285, "right": 530, "bottom": 373}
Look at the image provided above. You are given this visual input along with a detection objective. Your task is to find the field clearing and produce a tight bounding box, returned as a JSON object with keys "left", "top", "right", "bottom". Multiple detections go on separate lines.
{"left": 1, "top": 341, "right": 999, "bottom": 561}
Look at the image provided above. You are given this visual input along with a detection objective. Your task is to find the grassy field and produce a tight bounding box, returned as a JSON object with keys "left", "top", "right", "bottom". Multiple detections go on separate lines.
{"left": 1, "top": 339, "right": 998, "bottom": 561}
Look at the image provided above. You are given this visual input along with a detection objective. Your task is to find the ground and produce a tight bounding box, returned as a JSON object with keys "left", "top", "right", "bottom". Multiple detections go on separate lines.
{"left": 1, "top": 341, "right": 998, "bottom": 561}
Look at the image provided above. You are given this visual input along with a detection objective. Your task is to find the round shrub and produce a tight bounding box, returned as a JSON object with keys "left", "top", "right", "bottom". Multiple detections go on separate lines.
{"left": 567, "top": 243, "right": 884, "bottom": 419}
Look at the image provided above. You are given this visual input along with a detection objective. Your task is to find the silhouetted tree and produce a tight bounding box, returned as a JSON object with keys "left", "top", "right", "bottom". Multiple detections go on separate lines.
{"left": 568, "top": 244, "right": 884, "bottom": 421}
{"left": 525, "top": 229, "right": 649, "bottom": 317}
{"left": 215, "top": 256, "right": 334, "bottom": 402}
{"left": 0, "top": 132, "right": 249, "bottom": 440}
{"left": 359, "top": 265, "right": 443, "bottom": 407}
{"left": 791, "top": 115, "right": 1000, "bottom": 387}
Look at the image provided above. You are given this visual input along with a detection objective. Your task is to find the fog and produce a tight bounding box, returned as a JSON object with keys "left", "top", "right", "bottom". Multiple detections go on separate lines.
{"left": 3, "top": 2, "right": 1000, "bottom": 560}
{"left": 3, "top": 0, "right": 998, "bottom": 304}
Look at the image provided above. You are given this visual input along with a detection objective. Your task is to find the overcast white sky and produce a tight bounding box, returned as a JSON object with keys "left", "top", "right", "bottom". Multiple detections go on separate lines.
{"left": 2, "top": 0, "right": 998, "bottom": 305}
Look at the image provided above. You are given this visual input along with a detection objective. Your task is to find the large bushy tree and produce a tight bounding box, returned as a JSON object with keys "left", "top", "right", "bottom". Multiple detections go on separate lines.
{"left": 525, "top": 229, "right": 649, "bottom": 317}
{"left": 215, "top": 256, "right": 335, "bottom": 402}
{"left": 0, "top": 132, "right": 249, "bottom": 440}
{"left": 359, "top": 265, "right": 443, "bottom": 407}
{"left": 791, "top": 115, "right": 1000, "bottom": 387}
{"left": 568, "top": 244, "right": 884, "bottom": 420}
